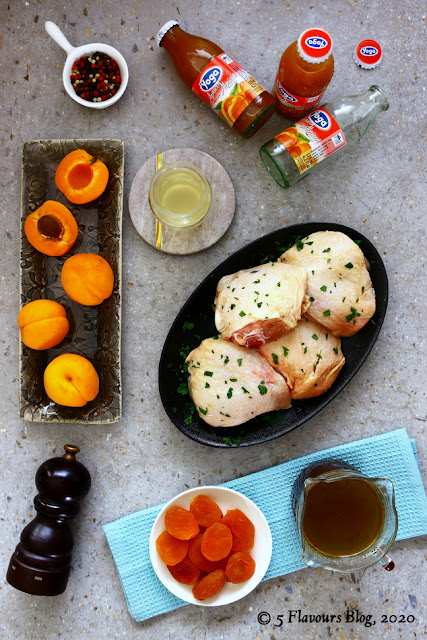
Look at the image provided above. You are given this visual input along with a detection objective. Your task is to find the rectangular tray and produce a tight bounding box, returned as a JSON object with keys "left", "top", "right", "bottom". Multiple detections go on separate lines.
{"left": 19, "top": 139, "right": 124, "bottom": 423}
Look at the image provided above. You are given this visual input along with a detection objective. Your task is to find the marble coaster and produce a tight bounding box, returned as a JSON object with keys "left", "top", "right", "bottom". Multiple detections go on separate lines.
{"left": 128, "top": 148, "right": 235, "bottom": 255}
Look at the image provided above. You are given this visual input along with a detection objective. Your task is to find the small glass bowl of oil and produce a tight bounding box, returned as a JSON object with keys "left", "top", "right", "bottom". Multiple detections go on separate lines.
{"left": 149, "top": 161, "right": 212, "bottom": 229}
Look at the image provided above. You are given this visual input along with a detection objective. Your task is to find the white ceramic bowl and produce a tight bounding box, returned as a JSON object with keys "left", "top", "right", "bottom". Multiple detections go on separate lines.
{"left": 45, "top": 21, "right": 128, "bottom": 109}
{"left": 149, "top": 486, "right": 272, "bottom": 607}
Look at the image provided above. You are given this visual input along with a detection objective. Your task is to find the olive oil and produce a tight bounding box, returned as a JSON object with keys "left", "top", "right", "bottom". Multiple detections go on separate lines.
{"left": 303, "top": 477, "right": 384, "bottom": 557}
{"left": 149, "top": 162, "right": 211, "bottom": 228}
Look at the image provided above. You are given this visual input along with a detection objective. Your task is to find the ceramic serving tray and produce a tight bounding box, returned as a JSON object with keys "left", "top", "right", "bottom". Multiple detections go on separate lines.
{"left": 19, "top": 139, "right": 124, "bottom": 423}
{"left": 159, "top": 223, "right": 388, "bottom": 447}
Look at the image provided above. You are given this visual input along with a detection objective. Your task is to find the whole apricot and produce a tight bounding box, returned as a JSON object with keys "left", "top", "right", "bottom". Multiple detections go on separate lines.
{"left": 44, "top": 354, "right": 99, "bottom": 407}
{"left": 24, "top": 200, "right": 78, "bottom": 257}
{"left": 55, "top": 149, "right": 109, "bottom": 204}
{"left": 61, "top": 253, "right": 114, "bottom": 306}
{"left": 18, "top": 299, "right": 69, "bottom": 350}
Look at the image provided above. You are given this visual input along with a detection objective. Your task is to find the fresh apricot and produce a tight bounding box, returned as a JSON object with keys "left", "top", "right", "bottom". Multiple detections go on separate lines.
{"left": 24, "top": 200, "right": 78, "bottom": 256}
{"left": 61, "top": 253, "right": 114, "bottom": 306}
{"left": 43, "top": 353, "right": 99, "bottom": 407}
{"left": 55, "top": 149, "right": 109, "bottom": 204}
{"left": 18, "top": 300, "right": 69, "bottom": 350}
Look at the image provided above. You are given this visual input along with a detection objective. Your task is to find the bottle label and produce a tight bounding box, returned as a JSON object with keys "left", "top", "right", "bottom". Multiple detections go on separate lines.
{"left": 275, "top": 108, "right": 346, "bottom": 174}
{"left": 275, "top": 75, "right": 323, "bottom": 116}
{"left": 192, "top": 53, "right": 265, "bottom": 127}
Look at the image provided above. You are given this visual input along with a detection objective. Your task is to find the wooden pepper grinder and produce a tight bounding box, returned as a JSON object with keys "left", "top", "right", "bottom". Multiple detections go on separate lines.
{"left": 6, "top": 444, "right": 91, "bottom": 596}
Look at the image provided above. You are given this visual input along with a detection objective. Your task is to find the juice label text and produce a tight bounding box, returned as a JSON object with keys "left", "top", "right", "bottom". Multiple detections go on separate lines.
{"left": 193, "top": 53, "right": 265, "bottom": 127}
{"left": 275, "top": 108, "right": 347, "bottom": 174}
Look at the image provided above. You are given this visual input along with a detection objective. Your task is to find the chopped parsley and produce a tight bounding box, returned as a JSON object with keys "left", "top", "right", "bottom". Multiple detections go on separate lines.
{"left": 333, "top": 347, "right": 339, "bottom": 354}
{"left": 272, "top": 353, "right": 279, "bottom": 365}
{"left": 204, "top": 371, "right": 213, "bottom": 377}
{"left": 345, "top": 262, "right": 354, "bottom": 269}
{"left": 237, "top": 358, "right": 242, "bottom": 366}
{"left": 282, "top": 346, "right": 289, "bottom": 357}
{"left": 183, "top": 321, "right": 194, "bottom": 331}
{"left": 304, "top": 346, "right": 307, "bottom": 354}
{"left": 205, "top": 382, "right": 210, "bottom": 388}
{"left": 322, "top": 248, "right": 331, "bottom": 253}
{"left": 346, "top": 307, "right": 361, "bottom": 323}
{"left": 258, "top": 383, "right": 268, "bottom": 395}
{"left": 177, "top": 383, "right": 189, "bottom": 395}
{"left": 230, "top": 304, "right": 235, "bottom": 310}
{"left": 224, "top": 356, "right": 229, "bottom": 364}
{"left": 230, "top": 378, "right": 237, "bottom": 382}
{"left": 312, "top": 334, "right": 319, "bottom": 340}
{"left": 257, "top": 302, "right": 263, "bottom": 308}
{"left": 323, "top": 309, "right": 331, "bottom": 316}
{"left": 239, "top": 310, "right": 246, "bottom": 317}
{"left": 309, "top": 296, "right": 315, "bottom": 302}
{"left": 253, "top": 279, "right": 260, "bottom": 284}
{"left": 242, "top": 386, "right": 249, "bottom": 394}
{"left": 199, "top": 407, "right": 208, "bottom": 415}
{"left": 226, "top": 388, "right": 233, "bottom": 399}
{"left": 320, "top": 285, "right": 327, "bottom": 291}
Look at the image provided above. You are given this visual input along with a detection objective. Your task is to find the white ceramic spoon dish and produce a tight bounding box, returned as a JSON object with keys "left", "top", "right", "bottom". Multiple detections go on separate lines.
{"left": 45, "top": 21, "right": 128, "bottom": 109}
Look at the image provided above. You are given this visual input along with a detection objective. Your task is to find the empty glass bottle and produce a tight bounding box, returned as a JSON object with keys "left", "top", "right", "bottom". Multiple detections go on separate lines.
{"left": 260, "top": 85, "right": 389, "bottom": 188}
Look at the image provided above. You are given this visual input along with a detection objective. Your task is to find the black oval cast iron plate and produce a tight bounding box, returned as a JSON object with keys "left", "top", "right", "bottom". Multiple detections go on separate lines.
{"left": 159, "top": 223, "right": 388, "bottom": 448}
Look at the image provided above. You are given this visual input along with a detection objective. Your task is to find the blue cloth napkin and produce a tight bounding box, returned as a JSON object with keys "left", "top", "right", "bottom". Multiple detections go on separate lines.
{"left": 103, "top": 428, "right": 427, "bottom": 622}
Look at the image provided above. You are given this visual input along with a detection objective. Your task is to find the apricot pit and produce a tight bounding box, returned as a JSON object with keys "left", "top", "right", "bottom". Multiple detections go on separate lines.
{"left": 24, "top": 200, "right": 78, "bottom": 256}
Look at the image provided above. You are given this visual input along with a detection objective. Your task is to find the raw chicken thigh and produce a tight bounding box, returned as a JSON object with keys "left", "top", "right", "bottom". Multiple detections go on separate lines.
{"left": 186, "top": 337, "right": 291, "bottom": 427}
{"left": 215, "top": 262, "right": 309, "bottom": 348}
{"left": 258, "top": 317, "right": 345, "bottom": 399}
{"left": 279, "top": 231, "right": 375, "bottom": 337}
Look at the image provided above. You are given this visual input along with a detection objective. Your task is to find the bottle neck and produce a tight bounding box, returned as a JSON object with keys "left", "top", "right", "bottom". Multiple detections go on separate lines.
{"left": 366, "top": 85, "right": 389, "bottom": 113}
{"left": 160, "top": 24, "right": 185, "bottom": 52}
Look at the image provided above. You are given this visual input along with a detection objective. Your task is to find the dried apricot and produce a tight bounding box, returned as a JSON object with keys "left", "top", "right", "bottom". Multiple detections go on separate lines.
{"left": 225, "top": 552, "right": 256, "bottom": 584}
{"left": 165, "top": 506, "right": 199, "bottom": 540}
{"left": 220, "top": 509, "right": 255, "bottom": 552}
{"left": 190, "top": 495, "right": 223, "bottom": 528}
{"left": 168, "top": 556, "right": 200, "bottom": 585}
{"left": 192, "top": 568, "right": 226, "bottom": 601}
{"left": 201, "top": 523, "right": 233, "bottom": 561}
{"left": 155, "top": 530, "right": 188, "bottom": 566}
{"left": 188, "top": 534, "right": 221, "bottom": 573}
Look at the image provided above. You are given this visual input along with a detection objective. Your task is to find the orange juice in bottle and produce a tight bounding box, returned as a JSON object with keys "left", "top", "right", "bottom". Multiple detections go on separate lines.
{"left": 274, "top": 28, "right": 334, "bottom": 119}
{"left": 156, "top": 21, "right": 276, "bottom": 138}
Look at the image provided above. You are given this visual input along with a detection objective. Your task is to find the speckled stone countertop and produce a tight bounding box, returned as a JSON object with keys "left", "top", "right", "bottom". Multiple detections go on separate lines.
{"left": 0, "top": 1, "right": 426, "bottom": 639}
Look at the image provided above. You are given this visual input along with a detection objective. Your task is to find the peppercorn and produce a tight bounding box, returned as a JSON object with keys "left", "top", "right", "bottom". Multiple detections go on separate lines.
{"left": 70, "top": 51, "right": 122, "bottom": 102}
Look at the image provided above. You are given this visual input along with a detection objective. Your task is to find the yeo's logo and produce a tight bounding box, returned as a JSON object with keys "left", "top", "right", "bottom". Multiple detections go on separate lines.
{"left": 308, "top": 109, "right": 331, "bottom": 130}
{"left": 305, "top": 36, "right": 328, "bottom": 49}
{"left": 199, "top": 67, "right": 222, "bottom": 92}
{"left": 276, "top": 81, "right": 297, "bottom": 103}
{"left": 361, "top": 46, "right": 378, "bottom": 56}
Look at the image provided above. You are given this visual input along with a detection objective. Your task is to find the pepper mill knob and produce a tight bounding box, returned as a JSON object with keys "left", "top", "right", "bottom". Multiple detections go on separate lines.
{"left": 6, "top": 444, "right": 91, "bottom": 596}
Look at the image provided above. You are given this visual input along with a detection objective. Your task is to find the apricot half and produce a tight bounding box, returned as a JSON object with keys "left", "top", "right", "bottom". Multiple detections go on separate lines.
{"left": 18, "top": 299, "right": 69, "bottom": 350}
{"left": 61, "top": 253, "right": 114, "bottom": 306}
{"left": 24, "top": 200, "right": 78, "bottom": 256}
{"left": 55, "top": 149, "right": 109, "bottom": 204}
{"left": 43, "top": 353, "right": 99, "bottom": 407}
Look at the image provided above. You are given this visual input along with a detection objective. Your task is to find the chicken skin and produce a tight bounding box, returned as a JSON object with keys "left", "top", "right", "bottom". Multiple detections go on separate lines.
{"left": 279, "top": 231, "right": 375, "bottom": 337}
{"left": 186, "top": 337, "right": 291, "bottom": 427}
{"left": 214, "top": 263, "right": 309, "bottom": 348}
{"left": 258, "top": 317, "right": 345, "bottom": 399}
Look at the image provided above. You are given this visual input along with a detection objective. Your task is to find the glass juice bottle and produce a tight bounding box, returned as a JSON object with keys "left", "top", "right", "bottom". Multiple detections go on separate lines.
{"left": 259, "top": 85, "right": 389, "bottom": 188}
{"left": 156, "top": 21, "right": 277, "bottom": 139}
{"left": 275, "top": 28, "right": 334, "bottom": 118}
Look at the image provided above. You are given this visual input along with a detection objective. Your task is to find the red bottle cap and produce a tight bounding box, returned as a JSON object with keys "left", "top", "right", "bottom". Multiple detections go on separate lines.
{"left": 297, "top": 28, "right": 333, "bottom": 64}
{"left": 353, "top": 40, "right": 382, "bottom": 69}
{"left": 156, "top": 20, "right": 179, "bottom": 47}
